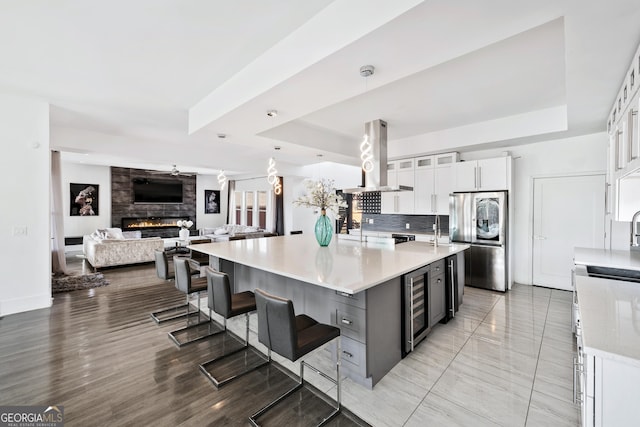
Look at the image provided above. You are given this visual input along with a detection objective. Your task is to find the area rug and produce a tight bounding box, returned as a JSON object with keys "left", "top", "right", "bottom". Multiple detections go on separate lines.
{"left": 52, "top": 273, "right": 110, "bottom": 293}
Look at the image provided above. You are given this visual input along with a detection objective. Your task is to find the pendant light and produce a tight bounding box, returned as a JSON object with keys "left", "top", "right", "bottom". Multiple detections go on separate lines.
{"left": 359, "top": 65, "right": 376, "bottom": 173}
{"left": 217, "top": 170, "right": 227, "bottom": 191}
{"left": 265, "top": 110, "right": 282, "bottom": 195}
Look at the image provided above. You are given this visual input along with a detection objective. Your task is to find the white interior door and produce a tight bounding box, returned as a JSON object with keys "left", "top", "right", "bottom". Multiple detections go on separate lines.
{"left": 533, "top": 174, "right": 605, "bottom": 290}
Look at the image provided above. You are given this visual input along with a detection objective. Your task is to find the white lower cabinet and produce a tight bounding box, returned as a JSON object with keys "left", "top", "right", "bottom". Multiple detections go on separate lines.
{"left": 579, "top": 348, "right": 640, "bottom": 426}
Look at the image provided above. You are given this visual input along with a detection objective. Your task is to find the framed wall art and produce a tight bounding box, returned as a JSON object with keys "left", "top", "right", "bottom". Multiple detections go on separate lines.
{"left": 204, "top": 189, "right": 220, "bottom": 214}
{"left": 70, "top": 183, "right": 99, "bottom": 216}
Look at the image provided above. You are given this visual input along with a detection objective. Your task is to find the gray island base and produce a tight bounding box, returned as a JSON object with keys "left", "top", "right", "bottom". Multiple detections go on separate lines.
{"left": 190, "top": 234, "right": 468, "bottom": 388}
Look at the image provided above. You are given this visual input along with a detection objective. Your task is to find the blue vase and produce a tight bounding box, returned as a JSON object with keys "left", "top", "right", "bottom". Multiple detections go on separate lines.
{"left": 314, "top": 210, "right": 333, "bottom": 246}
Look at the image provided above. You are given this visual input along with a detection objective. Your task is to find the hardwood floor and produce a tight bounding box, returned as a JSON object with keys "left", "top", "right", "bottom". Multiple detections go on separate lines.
{"left": 1, "top": 254, "right": 579, "bottom": 426}
{"left": 0, "top": 256, "right": 367, "bottom": 426}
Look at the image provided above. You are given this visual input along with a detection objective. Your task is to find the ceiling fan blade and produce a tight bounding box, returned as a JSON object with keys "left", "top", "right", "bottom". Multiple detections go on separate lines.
{"left": 144, "top": 165, "right": 196, "bottom": 177}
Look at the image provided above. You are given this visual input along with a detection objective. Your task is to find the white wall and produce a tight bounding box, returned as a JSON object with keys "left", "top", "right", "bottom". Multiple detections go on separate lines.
{"left": 196, "top": 174, "right": 228, "bottom": 229}
{"left": 454, "top": 133, "right": 607, "bottom": 285}
{"left": 61, "top": 161, "right": 111, "bottom": 237}
{"left": 0, "top": 94, "right": 51, "bottom": 316}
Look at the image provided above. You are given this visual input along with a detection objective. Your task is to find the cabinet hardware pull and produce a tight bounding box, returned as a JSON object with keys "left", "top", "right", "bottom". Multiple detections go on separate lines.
{"left": 337, "top": 291, "right": 352, "bottom": 298}
{"left": 342, "top": 350, "right": 353, "bottom": 358}
{"left": 341, "top": 318, "right": 353, "bottom": 325}
{"left": 409, "top": 277, "right": 414, "bottom": 352}
{"left": 449, "top": 259, "right": 455, "bottom": 317}
{"left": 573, "top": 356, "right": 578, "bottom": 403}
{"left": 437, "top": 278, "right": 442, "bottom": 283}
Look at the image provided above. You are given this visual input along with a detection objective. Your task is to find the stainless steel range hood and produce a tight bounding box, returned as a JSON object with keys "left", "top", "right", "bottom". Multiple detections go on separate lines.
{"left": 342, "top": 119, "right": 413, "bottom": 194}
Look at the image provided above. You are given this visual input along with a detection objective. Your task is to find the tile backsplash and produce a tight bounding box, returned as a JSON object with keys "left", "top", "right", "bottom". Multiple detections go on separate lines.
{"left": 355, "top": 213, "right": 449, "bottom": 235}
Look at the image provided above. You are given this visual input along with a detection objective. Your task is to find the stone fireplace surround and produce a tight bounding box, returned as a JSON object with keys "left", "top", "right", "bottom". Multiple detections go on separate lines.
{"left": 111, "top": 167, "right": 197, "bottom": 238}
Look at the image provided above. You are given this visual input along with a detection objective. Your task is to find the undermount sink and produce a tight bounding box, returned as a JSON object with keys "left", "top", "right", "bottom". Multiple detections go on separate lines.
{"left": 586, "top": 265, "right": 640, "bottom": 283}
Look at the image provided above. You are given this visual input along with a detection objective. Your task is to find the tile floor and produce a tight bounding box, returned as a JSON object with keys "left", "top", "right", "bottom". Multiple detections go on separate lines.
{"left": 218, "top": 283, "right": 579, "bottom": 426}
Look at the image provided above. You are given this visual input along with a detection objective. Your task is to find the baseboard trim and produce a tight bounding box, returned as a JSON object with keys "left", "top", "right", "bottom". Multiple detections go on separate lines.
{"left": 0, "top": 293, "right": 52, "bottom": 317}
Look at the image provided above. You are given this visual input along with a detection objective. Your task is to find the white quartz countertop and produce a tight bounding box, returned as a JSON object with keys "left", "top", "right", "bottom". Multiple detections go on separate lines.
{"left": 574, "top": 247, "right": 640, "bottom": 271}
{"left": 189, "top": 234, "right": 469, "bottom": 295}
{"left": 577, "top": 275, "right": 640, "bottom": 367}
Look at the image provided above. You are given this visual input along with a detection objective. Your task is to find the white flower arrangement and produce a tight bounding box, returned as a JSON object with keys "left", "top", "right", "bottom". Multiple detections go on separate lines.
{"left": 293, "top": 178, "right": 348, "bottom": 217}
{"left": 176, "top": 220, "right": 193, "bottom": 229}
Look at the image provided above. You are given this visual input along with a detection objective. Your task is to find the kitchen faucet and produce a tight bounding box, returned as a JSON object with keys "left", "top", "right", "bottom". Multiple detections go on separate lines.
{"left": 632, "top": 210, "right": 640, "bottom": 251}
{"left": 433, "top": 215, "right": 441, "bottom": 247}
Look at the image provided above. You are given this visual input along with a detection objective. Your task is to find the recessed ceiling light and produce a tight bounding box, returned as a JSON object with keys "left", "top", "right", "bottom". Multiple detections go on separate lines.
{"left": 274, "top": 146, "right": 281, "bottom": 151}
{"left": 266, "top": 110, "right": 278, "bottom": 117}
{"left": 317, "top": 154, "right": 323, "bottom": 157}
{"left": 359, "top": 65, "right": 375, "bottom": 77}
{"left": 217, "top": 133, "right": 226, "bottom": 139}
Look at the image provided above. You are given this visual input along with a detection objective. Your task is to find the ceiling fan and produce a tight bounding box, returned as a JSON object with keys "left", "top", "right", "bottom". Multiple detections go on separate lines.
{"left": 146, "top": 164, "right": 195, "bottom": 177}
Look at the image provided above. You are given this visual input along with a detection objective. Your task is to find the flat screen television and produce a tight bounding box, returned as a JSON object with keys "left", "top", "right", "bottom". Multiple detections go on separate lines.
{"left": 132, "top": 178, "right": 183, "bottom": 203}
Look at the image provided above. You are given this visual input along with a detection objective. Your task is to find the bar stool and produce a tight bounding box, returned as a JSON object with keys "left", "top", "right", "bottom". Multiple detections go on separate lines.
{"left": 150, "top": 250, "right": 198, "bottom": 324}
{"left": 249, "top": 288, "right": 341, "bottom": 427}
{"left": 168, "top": 257, "right": 222, "bottom": 347}
{"left": 199, "top": 268, "right": 268, "bottom": 387}
{"left": 187, "top": 238, "right": 211, "bottom": 273}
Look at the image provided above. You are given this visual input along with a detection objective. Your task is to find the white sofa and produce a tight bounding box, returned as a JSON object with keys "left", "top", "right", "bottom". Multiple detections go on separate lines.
{"left": 83, "top": 228, "right": 164, "bottom": 270}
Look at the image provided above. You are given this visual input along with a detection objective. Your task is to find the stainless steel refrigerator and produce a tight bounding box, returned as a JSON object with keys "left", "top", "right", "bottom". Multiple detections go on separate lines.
{"left": 449, "top": 191, "right": 508, "bottom": 292}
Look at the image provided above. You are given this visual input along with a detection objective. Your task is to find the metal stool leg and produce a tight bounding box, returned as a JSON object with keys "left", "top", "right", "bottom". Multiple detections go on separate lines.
{"left": 167, "top": 291, "right": 222, "bottom": 347}
{"left": 249, "top": 337, "right": 341, "bottom": 427}
{"left": 199, "top": 312, "right": 268, "bottom": 388}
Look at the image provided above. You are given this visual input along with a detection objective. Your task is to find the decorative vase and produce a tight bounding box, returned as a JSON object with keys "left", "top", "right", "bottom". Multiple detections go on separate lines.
{"left": 179, "top": 228, "right": 190, "bottom": 240}
{"left": 314, "top": 209, "right": 333, "bottom": 246}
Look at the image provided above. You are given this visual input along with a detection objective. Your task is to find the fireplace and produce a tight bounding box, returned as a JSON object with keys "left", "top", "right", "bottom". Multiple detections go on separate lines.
{"left": 121, "top": 217, "right": 194, "bottom": 238}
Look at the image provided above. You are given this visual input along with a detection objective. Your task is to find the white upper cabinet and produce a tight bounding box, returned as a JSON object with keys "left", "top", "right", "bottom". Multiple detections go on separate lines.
{"left": 381, "top": 159, "right": 415, "bottom": 214}
{"left": 415, "top": 153, "right": 457, "bottom": 215}
{"left": 452, "top": 157, "right": 511, "bottom": 192}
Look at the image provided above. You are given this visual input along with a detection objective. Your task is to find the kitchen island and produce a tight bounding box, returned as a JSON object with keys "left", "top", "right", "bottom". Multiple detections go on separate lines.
{"left": 190, "top": 234, "right": 468, "bottom": 388}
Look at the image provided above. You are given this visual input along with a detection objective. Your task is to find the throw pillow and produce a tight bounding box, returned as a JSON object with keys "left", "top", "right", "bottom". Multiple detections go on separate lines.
{"left": 105, "top": 227, "right": 125, "bottom": 239}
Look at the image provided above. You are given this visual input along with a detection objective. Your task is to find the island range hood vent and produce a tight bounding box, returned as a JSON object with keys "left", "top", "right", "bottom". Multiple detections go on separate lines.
{"left": 342, "top": 119, "right": 413, "bottom": 194}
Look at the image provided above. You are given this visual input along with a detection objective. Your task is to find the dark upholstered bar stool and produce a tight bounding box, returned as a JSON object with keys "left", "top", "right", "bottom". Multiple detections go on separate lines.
{"left": 150, "top": 250, "right": 199, "bottom": 324}
{"left": 168, "top": 257, "right": 222, "bottom": 347}
{"left": 186, "top": 238, "right": 211, "bottom": 272}
{"left": 199, "top": 268, "right": 268, "bottom": 388}
{"left": 249, "top": 288, "right": 341, "bottom": 427}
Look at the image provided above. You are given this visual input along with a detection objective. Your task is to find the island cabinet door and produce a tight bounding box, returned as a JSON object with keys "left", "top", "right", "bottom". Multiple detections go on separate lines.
{"left": 428, "top": 259, "right": 447, "bottom": 326}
